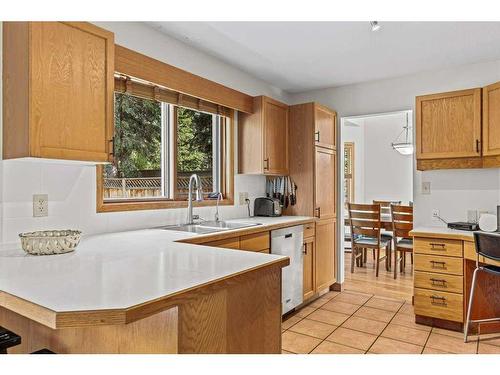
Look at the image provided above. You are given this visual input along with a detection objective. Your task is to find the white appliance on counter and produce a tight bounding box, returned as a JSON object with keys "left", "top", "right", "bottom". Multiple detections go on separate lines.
{"left": 271, "top": 225, "right": 304, "bottom": 314}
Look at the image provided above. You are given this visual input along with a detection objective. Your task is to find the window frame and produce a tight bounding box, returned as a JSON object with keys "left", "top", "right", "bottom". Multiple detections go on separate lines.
{"left": 96, "top": 105, "right": 235, "bottom": 213}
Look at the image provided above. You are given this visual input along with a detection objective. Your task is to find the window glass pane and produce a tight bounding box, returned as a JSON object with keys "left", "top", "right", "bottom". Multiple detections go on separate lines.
{"left": 104, "top": 93, "right": 163, "bottom": 200}
{"left": 176, "top": 107, "right": 219, "bottom": 198}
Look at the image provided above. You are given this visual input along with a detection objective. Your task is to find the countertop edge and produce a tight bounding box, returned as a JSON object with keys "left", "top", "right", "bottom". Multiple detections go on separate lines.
{"left": 0, "top": 216, "right": 313, "bottom": 329}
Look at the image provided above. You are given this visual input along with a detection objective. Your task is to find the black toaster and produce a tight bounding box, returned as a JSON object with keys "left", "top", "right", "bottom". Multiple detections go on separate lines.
{"left": 254, "top": 197, "right": 282, "bottom": 217}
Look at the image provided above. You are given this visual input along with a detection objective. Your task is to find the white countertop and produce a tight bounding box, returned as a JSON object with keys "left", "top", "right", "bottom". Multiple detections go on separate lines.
{"left": 0, "top": 216, "right": 313, "bottom": 313}
{"left": 411, "top": 226, "right": 475, "bottom": 240}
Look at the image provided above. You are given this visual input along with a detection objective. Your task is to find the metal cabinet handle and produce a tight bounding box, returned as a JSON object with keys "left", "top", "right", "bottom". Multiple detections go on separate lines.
{"left": 430, "top": 260, "right": 446, "bottom": 268}
{"left": 429, "top": 243, "right": 446, "bottom": 250}
{"left": 264, "top": 158, "right": 269, "bottom": 170}
{"left": 315, "top": 131, "right": 320, "bottom": 142}
{"left": 109, "top": 137, "right": 115, "bottom": 157}
{"left": 476, "top": 139, "right": 481, "bottom": 153}
{"left": 430, "top": 295, "right": 447, "bottom": 306}
{"left": 302, "top": 244, "right": 307, "bottom": 255}
{"left": 430, "top": 278, "right": 447, "bottom": 287}
{"left": 315, "top": 207, "right": 321, "bottom": 218}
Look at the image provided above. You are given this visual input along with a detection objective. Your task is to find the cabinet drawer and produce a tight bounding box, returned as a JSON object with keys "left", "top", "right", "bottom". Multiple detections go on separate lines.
{"left": 414, "top": 288, "right": 463, "bottom": 322}
{"left": 414, "top": 237, "right": 463, "bottom": 257}
{"left": 304, "top": 223, "right": 315, "bottom": 239}
{"left": 414, "top": 271, "right": 463, "bottom": 294}
{"left": 240, "top": 232, "right": 270, "bottom": 252}
{"left": 204, "top": 237, "right": 240, "bottom": 249}
{"left": 414, "top": 254, "right": 463, "bottom": 275}
{"left": 259, "top": 248, "right": 270, "bottom": 254}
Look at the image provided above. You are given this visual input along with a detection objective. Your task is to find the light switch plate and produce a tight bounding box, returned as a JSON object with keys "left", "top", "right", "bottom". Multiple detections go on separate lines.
{"left": 33, "top": 194, "right": 48, "bottom": 217}
{"left": 422, "top": 181, "right": 431, "bottom": 195}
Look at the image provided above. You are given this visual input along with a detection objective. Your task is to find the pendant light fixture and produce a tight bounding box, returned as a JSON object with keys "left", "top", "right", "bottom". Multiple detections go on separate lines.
{"left": 391, "top": 112, "right": 414, "bottom": 155}
{"left": 370, "top": 21, "right": 381, "bottom": 31}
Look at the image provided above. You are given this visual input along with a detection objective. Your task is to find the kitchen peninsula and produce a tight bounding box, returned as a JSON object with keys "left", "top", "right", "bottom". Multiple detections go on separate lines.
{"left": 0, "top": 216, "right": 314, "bottom": 354}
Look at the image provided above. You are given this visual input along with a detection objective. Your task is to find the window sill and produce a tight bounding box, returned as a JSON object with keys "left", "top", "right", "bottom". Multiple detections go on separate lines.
{"left": 97, "top": 198, "right": 234, "bottom": 213}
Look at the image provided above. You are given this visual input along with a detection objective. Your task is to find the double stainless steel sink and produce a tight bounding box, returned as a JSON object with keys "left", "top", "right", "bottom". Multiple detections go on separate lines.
{"left": 160, "top": 220, "right": 262, "bottom": 234}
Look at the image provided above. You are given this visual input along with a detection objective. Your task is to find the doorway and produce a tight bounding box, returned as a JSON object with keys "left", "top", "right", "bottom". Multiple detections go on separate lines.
{"left": 338, "top": 110, "right": 414, "bottom": 297}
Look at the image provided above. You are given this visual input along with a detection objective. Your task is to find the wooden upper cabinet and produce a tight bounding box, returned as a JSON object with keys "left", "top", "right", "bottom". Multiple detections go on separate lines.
{"left": 238, "top": 96, "right": 289, "bottom": 175}
{"left": 3, "top": 22, "right": 114, "bottom": 162}
{"left": 315, "top": 105, "right": 336, "bottom": 149}
{"left": 315, "top": 218, "right": 336, "bottom": 291}
{"left": 416, "top": 88, "right": 482, "bottom": 160}
{"left": 483, "top": 81, "right": 500, "bottom": 157}
{"left": 314, "top": 147, "right": 336, "bottom": 219}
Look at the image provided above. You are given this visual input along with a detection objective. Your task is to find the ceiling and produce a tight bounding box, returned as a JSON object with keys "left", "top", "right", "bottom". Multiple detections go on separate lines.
{"left": 147, "top": 22, "right": 500, "bottom": 93}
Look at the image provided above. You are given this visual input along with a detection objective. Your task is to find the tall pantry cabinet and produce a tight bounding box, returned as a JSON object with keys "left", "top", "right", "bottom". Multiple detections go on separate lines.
{"left": 287, "top": 103, "right": 338, "bottom": 296}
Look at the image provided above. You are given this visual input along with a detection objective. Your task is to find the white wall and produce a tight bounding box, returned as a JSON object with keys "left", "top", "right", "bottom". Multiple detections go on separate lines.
{"left": 362, "top": 112, "right": 413, "bottom": 204}
{"left": 0, "top": 22, "right": 287, "bottom": 244}
{"left": 290, "top": 59, "right": 500, "bottom": 226}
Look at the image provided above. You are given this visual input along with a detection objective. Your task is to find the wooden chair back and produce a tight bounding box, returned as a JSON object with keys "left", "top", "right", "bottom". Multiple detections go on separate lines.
{"left": 373, "top": 200, "right": 402, "bottom": 216}
{"left": 348, "top": 203, "right": 382, "bottom": 246}
{"left": 391, "top": 204, "right": 413, "bottom": 240}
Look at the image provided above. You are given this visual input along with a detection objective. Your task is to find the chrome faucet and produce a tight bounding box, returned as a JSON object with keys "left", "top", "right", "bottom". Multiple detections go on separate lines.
{"left": 187, "top": 174, "right": 203, "bottom": 224}
{"left": 214, "top": 192, "right": 223, "bottom": 222}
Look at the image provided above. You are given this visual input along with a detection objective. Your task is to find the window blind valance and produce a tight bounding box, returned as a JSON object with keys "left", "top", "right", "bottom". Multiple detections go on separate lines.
{"left": 114, "top": 76, "right": 233, "bottom": 117}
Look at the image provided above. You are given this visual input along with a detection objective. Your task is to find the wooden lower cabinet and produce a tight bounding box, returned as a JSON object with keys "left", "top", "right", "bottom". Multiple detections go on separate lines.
{"left": 204, "top": 237, "right": 240, "bottom": 249}
{"left": 303, "top": 237, "right": 315, "bottom": 300}
{"left": 315, "top": 218, "right": 336, "bottom": 291}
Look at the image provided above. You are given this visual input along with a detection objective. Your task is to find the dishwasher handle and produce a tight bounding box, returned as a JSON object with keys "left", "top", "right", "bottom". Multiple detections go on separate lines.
{"left": 285, "top": 233, "right": 293, "bottom": 239}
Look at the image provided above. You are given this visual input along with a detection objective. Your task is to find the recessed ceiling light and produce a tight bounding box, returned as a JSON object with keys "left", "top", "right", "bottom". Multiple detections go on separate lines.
{"left": 370, "top": 21, "right": 381, "bottom": 32}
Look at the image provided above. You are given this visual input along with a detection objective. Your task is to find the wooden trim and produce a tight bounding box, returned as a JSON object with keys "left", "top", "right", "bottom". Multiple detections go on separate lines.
{"left": 416, "top": 157, "right": 483, "bottom": 171}
{"left": 115, "top": 45, "right": 253, "bottom": 114}
{"left": 96, "top": 110, "right": 235, "bottom": 213}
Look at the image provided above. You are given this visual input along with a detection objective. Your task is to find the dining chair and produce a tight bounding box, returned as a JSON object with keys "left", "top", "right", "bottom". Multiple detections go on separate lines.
{"left": 373, "top": 200, "right": 401, "bottom": 269}
{"left": 348, "top": 203, "right": 391, "bottom": 277}
{"left": 390, "top": 204, "right": 414, "bottom": 279}
{"left": 464, "top": 232, "right": 500, "bottom": 342}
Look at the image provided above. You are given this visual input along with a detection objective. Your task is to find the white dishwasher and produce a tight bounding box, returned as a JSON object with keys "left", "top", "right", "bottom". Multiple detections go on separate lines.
{"left": 271, "top": 225, "right": 304, "bottom": 314}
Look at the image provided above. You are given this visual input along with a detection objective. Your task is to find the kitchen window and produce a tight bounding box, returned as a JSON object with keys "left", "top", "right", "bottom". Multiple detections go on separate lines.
{"left": 97, "top": 77, "right": 234, "bottom": 212}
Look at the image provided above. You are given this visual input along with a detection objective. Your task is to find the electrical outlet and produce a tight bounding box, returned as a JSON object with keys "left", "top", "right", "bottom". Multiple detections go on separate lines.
{"left": 33, "top": 194, "right": 48, "bottom": 217}
{"left": 422, "top": 181, "right": 431, "bottom": 195}
{"left": 432, "top": 209, "right": 440, "bottom": 221}
{"left": 239, "top": 192, "right": 249, "bottom": 205}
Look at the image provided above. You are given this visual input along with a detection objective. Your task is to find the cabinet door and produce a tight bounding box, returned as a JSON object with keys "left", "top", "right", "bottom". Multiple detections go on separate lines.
{"left": 315, "top": 105, "right": 336, "bottom": 149}
{"left": 483, "top": 81, "right": 500, "bottom": 156}
{"left": 416, "top": 88, "right": 481, "bottom": 160}
{"left": 263, "top": 97, "right": 289, "bottom": 175}
{"left": 303, "top": 237, "right": 315, "bottom": 300}
{"left": 30, "top": 22, "right": 114, "bottom": 162}
{"left": 315, "top": 218, "right": 336, "bottom": 291}
{"left": 314, "top": 147, "right": 336, "bottom": 219}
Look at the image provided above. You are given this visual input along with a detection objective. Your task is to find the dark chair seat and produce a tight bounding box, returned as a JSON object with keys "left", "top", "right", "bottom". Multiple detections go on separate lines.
{"left": 354, "top": 236, "right": 390, "bottom": 247}
{"left": 396, "top": 238, "right": 413, "bottom": 249}
{"left": 482, "top": 264, "right": 500, "bottom": 275}
{"left": 0, "top": 326, "right": 21, "bottom": 354}
{"left": 381, "top": 233, "right": 393, "bottom": 241}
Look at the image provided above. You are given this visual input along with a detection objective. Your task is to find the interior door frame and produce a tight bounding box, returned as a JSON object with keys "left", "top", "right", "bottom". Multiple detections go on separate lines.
{"left": 337, "top": 109, "right": 414, "bottom": 284}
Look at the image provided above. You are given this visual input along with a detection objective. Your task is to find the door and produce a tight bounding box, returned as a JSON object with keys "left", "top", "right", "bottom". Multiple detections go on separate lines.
{"left": 30, "top": 22, "right": 114, "bottom": 162}
{"left": 315, "top": 218, "right": 336, "bottom": 291}
{"left": 483, "top": 81, "right": 500, "bottom": 156}
{"left": 264, "top": 97, "right": 289, "bottom": 175}
{"left": 315, "top": 105, "right": 336, "bottom": 149}
{"left": 416, "top": 88, "right": 481, "bottom": 160}
{"left": 314, "top": 147, "right": 336, "bottom": 219}
{"left": 303, "top": 237, "right": 315, "bottom": 300}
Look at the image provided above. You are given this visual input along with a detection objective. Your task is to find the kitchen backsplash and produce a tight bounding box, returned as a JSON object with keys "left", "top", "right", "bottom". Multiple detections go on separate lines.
{"left": 0, "top": 159, "right": 266, "bottom": 244}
